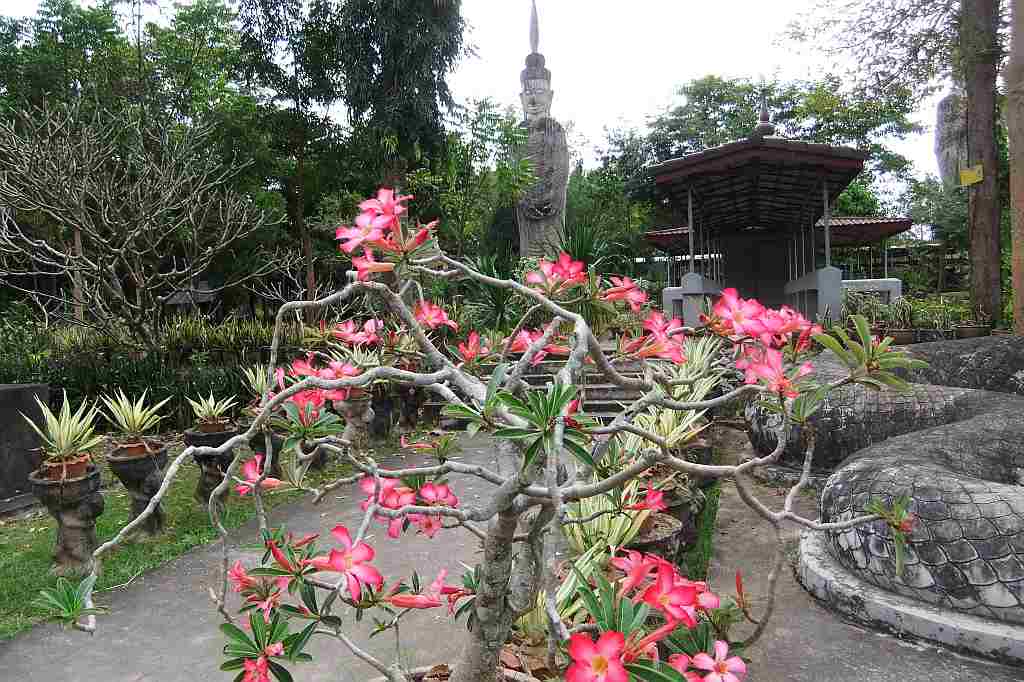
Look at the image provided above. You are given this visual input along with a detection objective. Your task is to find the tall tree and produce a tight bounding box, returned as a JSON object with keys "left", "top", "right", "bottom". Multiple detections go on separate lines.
{"left": 1009, "top": 0, "right": 1024, "bottom": 332}
{"left": 236, "top": 0, "right": 345, "bottom": 303}
{"left": 791, "top": 0, "right": 1006, "bottom": 319}
{"left": 336, "top": 0, "right": 466, "bottom": 183}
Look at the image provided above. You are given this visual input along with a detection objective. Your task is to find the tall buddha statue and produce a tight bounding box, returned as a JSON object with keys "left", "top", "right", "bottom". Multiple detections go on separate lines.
{"left": 515, "top": 0, "right": 570, "bottom": 257}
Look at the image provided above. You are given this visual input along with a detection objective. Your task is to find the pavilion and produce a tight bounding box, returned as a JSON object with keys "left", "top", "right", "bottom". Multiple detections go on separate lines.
{"left": 643, "top": 105, "right": 910, "bottom": 325}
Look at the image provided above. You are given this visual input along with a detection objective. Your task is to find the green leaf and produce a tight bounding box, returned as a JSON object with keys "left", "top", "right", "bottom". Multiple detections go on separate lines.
{"left": 221, "top": 623, "right": 257, "bottom": 649}
{"left": 563, "top": 438, "right": 596, "bottom": 469}
{"left": 267, "top": 660, "right": 294, "bottom": 682}
{"left": 250, "top": 611, "right": 268, "bottom": 648}
{"left": 220, "top": 658, "right": 246, "bottom": 672}
{"left": 811, "top": 333, "right": 849, "bottom": 363}
{"left": 300, "top": 582, "right": 319, "bottom": 615}
{"left": 625, "top": 662, "right": 689, "bottom": 682}
{"left": 486, "top": 363, "right": 508, "bottom": 403}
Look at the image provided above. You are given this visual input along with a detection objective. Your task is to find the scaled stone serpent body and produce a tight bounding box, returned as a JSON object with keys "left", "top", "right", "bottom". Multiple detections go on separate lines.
{"left": 749, "top": 336, "right": 1024, "bottom": 624}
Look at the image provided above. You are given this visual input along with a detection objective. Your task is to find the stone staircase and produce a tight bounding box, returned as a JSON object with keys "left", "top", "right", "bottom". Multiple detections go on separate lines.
{"left": 428, "top": 353, "right": 646, "bottom": 427}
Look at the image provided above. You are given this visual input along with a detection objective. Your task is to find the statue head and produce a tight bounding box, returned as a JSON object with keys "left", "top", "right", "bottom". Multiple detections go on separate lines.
{"left": 521, "top": 53, "right": 553, "bottom": 122}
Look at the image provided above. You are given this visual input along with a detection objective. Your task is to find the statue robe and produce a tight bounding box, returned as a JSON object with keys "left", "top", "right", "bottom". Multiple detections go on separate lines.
{"left": 515, "top": 115, "right": 569, "bottom": 257}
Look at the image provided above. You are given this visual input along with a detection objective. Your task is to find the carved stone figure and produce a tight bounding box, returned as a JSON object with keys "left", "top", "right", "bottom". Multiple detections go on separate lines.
{"left": 935, "top": 84, "right": 969, "bottom": 187}
{"left": 515, "top": 1, "right": 569, "bottom": 257}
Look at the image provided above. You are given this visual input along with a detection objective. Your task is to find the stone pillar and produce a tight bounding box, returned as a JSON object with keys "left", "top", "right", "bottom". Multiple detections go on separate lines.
{"left": 29, "top": 467, "right": 104, "bottom": 576}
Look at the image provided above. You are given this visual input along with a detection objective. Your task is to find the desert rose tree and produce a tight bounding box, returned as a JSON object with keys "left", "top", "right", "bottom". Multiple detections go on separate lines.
{"left": 41, "top": 189, "right": 922, "bottom": 682}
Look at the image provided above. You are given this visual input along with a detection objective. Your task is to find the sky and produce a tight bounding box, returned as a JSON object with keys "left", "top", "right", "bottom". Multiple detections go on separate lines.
{"left": 3, "top": 0, "right": 944, "bottom": 183}
{"left": 451, "top": 0, "right": 943, "bottom": 181}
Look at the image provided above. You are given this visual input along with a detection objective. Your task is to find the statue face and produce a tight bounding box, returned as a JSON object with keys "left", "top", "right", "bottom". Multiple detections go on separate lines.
{"left": 521, "top": 78, "right": 553, "bottom": 121}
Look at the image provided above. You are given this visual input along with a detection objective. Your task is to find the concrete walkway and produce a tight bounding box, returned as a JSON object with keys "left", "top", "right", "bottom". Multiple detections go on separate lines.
{"left": 3, "top": 434, "right": 1021, "bottom": 681}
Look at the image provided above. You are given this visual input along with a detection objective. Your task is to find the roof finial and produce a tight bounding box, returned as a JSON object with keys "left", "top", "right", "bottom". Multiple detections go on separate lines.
{"left": 530, "top": 0, "right": 539, "bottom": 54}
{"left": 752, "top": 91, "right": 776, "bottom": 139}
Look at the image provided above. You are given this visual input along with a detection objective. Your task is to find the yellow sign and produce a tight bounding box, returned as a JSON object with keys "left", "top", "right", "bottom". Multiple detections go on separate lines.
{"left": 960, "top": 164, "right": 984, "bottom": 187}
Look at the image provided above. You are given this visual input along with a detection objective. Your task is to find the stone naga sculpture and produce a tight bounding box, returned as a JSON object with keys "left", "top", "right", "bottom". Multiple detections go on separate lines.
{"left": 935, "top": 83, "right": 969, "bottom": 188}
{"left": 515, "top": 0, "right": 570, "bottom": 258}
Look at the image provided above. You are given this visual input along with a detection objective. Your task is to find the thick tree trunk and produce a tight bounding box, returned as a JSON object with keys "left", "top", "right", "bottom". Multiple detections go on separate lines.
{"left": 1010, "top": 0, "right": 1024, "bottom": 334}
{"left": 72, "top": 226, "right": 84, "bottom": 322}
{"left": 296, "top": 153, "right": 316, "bottom": 313}
{"left": 962, "top": 0, "right": 1003, "bottom": 322}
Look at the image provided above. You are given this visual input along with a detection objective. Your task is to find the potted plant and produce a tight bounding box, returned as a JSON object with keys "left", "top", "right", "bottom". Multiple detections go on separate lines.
{"left": 100, "top": 389, "right": 171, "bottom": 539}
{"left": 242, "top": 364, "right": 286, "bottom": 478}
{"left": 23, "top": 392, "right": 106, "bottom": 575}
{"left": 184, "top": 392, "right": 240, "bottom": 506}
{"left": 955, "top": 306, "right": 993, "bottom": 339}
{"left": 884, "top": 296, "right": 916, "bottom": 346}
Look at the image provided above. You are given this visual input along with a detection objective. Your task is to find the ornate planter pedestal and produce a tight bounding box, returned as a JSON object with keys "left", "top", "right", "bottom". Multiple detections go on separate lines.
{"left": 625, "top": 512, "right": 683, "bottom": 563}
{"left": 396, "top": 386, "right": 426, "bottom": 431}
{"left": 107, "top": 444, "right": 168, "bottom": 540}
{"left": 335, "top": 397, "right": 375, "bottom": 451}
{"left": 251, "top": 431, "right": 286, "bottom": 478}
{"left": 184, "top": 427, "right": 240, "bottom": 507}
{"left": 28, "top": 466, "right": 105, "bottom": 576}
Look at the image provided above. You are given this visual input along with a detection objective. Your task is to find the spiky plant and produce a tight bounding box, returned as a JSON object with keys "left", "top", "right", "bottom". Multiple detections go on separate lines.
{"left": 100, "top": 389, "right": 171, "bottom": 443}
{"left": 22, "top": 391, "right": 104, "bottom": 462}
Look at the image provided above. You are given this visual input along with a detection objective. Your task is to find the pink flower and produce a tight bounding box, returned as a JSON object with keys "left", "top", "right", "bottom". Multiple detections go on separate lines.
{"left": 242, "top": 656, "right": 271, "bottom": 682}
{"left": 359, "top": 476, "right": 416, "bottom": 538}
{"left": 336, "top": 212, "right": 388, "bottom": 253}
{"left": 602, "top": 276, "right": 648, "bottom": 312}
{"left": 414, "top": 300, "right": 458, "bottom": 331}
{"left": 641, "top": 564, "right": 698, "bottom": 627}
{"left": 264, "top": 642, "right": 284, "bottom": 657}
{"left": 419, "top": 482, "right": 459, "bottom": 508}
{"left": 386, "top": 569, "right": 450, "bottom": 610}
{"left": 400, "top": 435, "right": 435, "bottom": 450}
{"left": 710, "top": 288, "right": 766, "bottom": 338}
{"left": 358, "top": 188, "right": 412, "bottom": 232}
{"left": 352, "top": 248, "right": 395, "bottom": 282}
{"left": 627, "top": 488, "right": 667, "bottom": 513}
{"left": 692, "top": 640, "right": 747, "bottom": 682}
{"left": 334, "top": 319, "right": 382, "bottom": 346}
{"left": 235, "top": 455, "right": 283, "bottom": 496}
{"left": 610, "top": 550, "right": 657, "bottom": 598}
{"left": 525, "top": 252, "right": 588, "bottom": 294}
{"left": 457, "top": 331, "right": 489, "bottom": 363}
{"left": 228, "top": 560, "right": 257, "bottom": 593}
{"left": 668, "top": 654, "right": 703, "bottom": 682}
{"left": 414, "top": 514, "right": 443, "bottom": 538}
{"left": 642, "top": 311, "right": 684, "bottom": 340}
{"left": 304, "top": 525, "right": 383, "bottom": 601}
{"left": 744, "top": 348, "right": 813, "bottom": 398}
{"left": 566, "top": 631, "right": 629, "bottom": 682}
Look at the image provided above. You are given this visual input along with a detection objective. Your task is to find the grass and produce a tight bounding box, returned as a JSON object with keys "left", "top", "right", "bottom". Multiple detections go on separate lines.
{"left": 0, "top": 441, "right": 354, "bottom": 640}
{"left": 681, "top": 481, "right": 722, "bottom": 581}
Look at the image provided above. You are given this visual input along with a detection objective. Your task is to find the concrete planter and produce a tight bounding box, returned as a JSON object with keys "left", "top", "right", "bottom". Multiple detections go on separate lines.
{"left": 184, "top": 426, "right": 240, "bottom": 506}
{"left": 336, "top": 397, "right": 374, "bottom": 451}
{"left": 28, "top": 465, "right": 104, "bottom": 576}
{"left": 107, "top": 443, "right": 168, "bottom": 539}
{"left": 625, "top": 512, "right": 683, "bottom": 563}
{"left": 367, "top": 665, "right": 539, "bottom": 682}
{"left": 251, "top": 431, "right": 287, "bottom": 478}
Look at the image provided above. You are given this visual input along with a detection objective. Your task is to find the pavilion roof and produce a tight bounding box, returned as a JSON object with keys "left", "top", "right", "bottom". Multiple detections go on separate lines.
{"left": 646, "top": 216, "right": 911, "bottom": 253}
{"left": 647, "top": 137, "right": 869, "bottom": 236}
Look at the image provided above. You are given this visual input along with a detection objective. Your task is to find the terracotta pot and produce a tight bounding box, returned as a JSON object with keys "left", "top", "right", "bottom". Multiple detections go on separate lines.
{"left": 28, "top": 465, "right": 104, "bottom": 575}
{"left": 625, "top": 512, "right": 683, "bottom": 562}
{"left": 885, "top": 328, "right": 916, "bottom": 346}
{"left": 39, "top": 453, "right": 91, "bottom": 481}
{"left": 955, "top": 325, "right": 991, "bottom": 339}
{"left": 107, "top": 443, "right": 168, "bottom": 539}
{"left": 197, "top": 420, "right": 230, "bottom": 433}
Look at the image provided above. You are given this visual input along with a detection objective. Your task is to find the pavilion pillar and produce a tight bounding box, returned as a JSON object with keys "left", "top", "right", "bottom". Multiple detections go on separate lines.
{"left": 883, "top": 238, "right": 889, "bottom": 278}
{"left": 822, "top": 180, "right": 831, "bottom": 267}
{"left": 687, "top": 188, "right": 695, "bottom": 274}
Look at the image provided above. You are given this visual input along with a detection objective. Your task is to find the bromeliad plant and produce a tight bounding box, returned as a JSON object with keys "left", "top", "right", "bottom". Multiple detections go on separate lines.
{"left": 50, "top": 189, "right": 928, "bottom": 682}
{"left": 187, "top": 393, "right": 239, "bottom": 433}
{"left": 100, "top": 389, "right": 171, "bottom": 450}
{"left": 23, "top": 391, "right": 105, "bottom": 479}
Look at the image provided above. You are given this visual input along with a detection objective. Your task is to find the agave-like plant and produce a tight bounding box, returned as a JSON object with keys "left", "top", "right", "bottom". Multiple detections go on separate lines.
{"left": 187, "top": 392, "right": 238, "bottom": 425}
{"left": 242, "top": 364, "right": 274, "bottom": 401}
{"left": 100, "top": 389, "right": 170, "bottom": 443}
{"left": 22, "top": 391, "right": 105, "bottom": 462}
